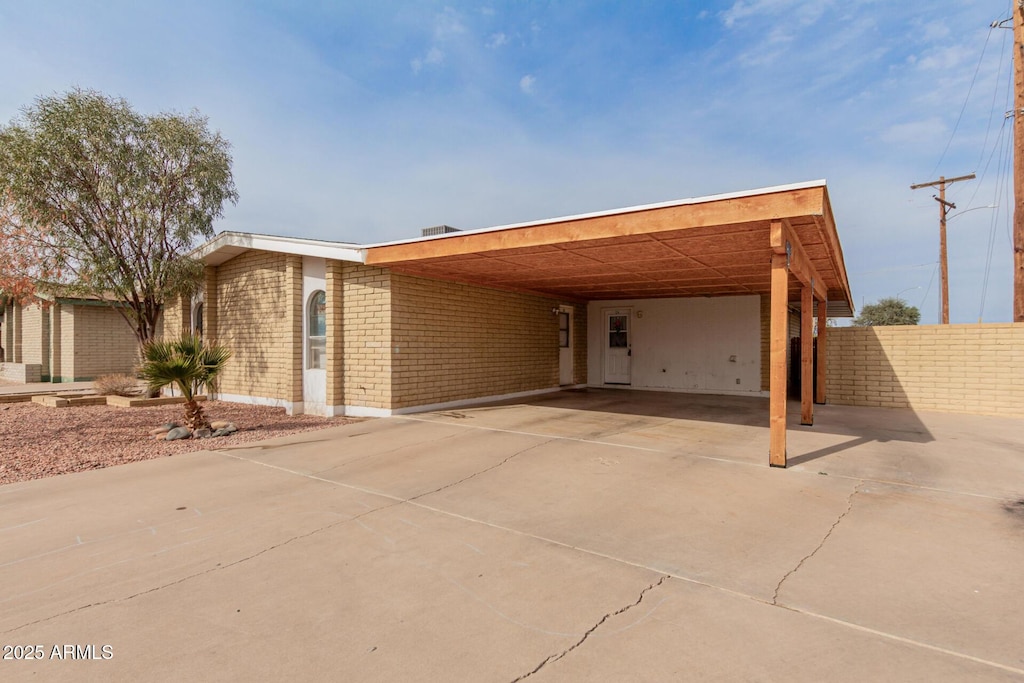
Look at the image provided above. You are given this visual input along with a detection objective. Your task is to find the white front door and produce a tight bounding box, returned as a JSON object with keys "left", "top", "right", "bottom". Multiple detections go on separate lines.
{"left": 558, "top": 307, "right": 573, "bottom": 385}
{"left": 603, "top": 310, "right": 631, "bottom": 384}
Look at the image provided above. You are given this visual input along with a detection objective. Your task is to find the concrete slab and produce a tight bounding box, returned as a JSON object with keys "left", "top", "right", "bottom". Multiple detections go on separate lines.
{"left": 2, "top": 388, "right": 1023, "bottom": 680}
{"left": 0, "top": 381, "right": 94, "bottom": 397}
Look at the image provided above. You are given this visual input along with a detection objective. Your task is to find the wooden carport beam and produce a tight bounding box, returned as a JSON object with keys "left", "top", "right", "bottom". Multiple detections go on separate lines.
{"left": 769, "top": 220, "right": 828, "bottom": 301}
{"left": 768, "top": 220, "right": 827, "bottom": 467}
{"left": 769, "top": 250, "right": 789, "bottom": 467}
{"left": 801, "top": 285, "right": 814, "bottom": 426}
{"left": 816, "top": 299, "right": 827, "bottom": 405}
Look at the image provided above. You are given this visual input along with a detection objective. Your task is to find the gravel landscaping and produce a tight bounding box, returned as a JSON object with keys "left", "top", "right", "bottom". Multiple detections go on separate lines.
{"left": 0, "top": 400, "right": 358, "bottom": 485}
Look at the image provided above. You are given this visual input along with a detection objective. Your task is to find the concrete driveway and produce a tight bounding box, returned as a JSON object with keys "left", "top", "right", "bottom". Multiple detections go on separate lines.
{"left": 2, "top": 389, "right": 1023, "bottom": 681}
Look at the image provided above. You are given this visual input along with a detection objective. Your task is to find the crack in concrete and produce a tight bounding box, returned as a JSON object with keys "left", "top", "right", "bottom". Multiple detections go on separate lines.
{"left": 408, "top": 439, "right": 554, "bottom": 502}
{"left": 4, "top": 441, "right": 548, "bottom": 635}
{"left": 310, "top": 431, "right": 465, "bottom": 477}
{"left": 510, "top": 575, "right": 669, "bottom": 682}
{"left": 2, "top": 502, "right": 403, "bottom": 635}
{"left": 772, "top": 481, "right": 862, "bottom": 605}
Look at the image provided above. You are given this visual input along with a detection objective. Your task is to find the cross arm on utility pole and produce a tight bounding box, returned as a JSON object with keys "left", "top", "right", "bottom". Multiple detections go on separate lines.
{"left": 910, "top": 173, "right": 976, "bottom": 324}
{"left": 909, "top": 173, "right": 976, "bottom": 190}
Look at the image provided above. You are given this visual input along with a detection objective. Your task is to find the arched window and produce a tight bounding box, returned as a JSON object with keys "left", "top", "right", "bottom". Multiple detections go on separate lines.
{"left": 307, "top": 290, "right": 326, "bottom": 369}
{"left": 192, "top": 303, "right": 204, "bottom": 336}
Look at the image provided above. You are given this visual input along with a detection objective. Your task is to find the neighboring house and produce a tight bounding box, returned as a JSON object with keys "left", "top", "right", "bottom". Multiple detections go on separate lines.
{"left": 164, "top": 180, "right": 854, "bottom": 466}
{"left": 0, "top": 293, "right": 142, "bottom": 383}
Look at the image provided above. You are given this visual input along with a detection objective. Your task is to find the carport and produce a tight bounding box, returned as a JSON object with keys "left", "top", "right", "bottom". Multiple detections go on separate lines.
{"left": 365, "top": 180, "right": 854, "bottom": 467}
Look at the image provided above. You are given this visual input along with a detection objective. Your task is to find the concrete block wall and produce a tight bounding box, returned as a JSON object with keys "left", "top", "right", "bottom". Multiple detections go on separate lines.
{"left": 390, "top": 274, "right": 560, "bottom": 409}
{"left": 19, "top": 302, "right": 49, "bottom": 379}
{"left": 66, "top": 305, "right": 140, "bottom": 380}
{"left": 342, "top": 263, "right": 393, "bottom": 410}
{"left": 0, "top": 363, "right": 41, "bottom": 383}
{"left": 214, "top": 250, "right": 295, "bottom": 404}
{"left": 162, "top": 295, "right": 190, "bottom": 337}
{"left": 571, "top": 302, "right": 587, "bottom": 385}
{"left": 2, "top": 302, "right": 13, "bottom": 362}
{"left": 283, "top": 255, "right": 303, "bottom": 406}
{"left": 12, "top": 303, "right": 23, "bottom": 363}
{"left": 826, "top": 323, "right": 1024, "bottom": 417}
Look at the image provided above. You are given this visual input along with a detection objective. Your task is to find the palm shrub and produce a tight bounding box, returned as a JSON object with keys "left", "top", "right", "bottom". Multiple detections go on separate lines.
{"left": 139, "top": 334, "right": 231, "bottom": 431}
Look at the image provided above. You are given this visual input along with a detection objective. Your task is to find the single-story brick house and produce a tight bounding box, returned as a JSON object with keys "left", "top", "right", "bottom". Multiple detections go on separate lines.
{"left": 0, "top": 294, "right": 142, "bottom": 383}
{"left": 165, "top": 180, "right": 854, "bottom": 465}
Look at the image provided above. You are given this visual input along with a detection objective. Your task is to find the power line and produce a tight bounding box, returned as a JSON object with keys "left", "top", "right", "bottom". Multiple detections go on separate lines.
{"left": 927, "top": 23, "right": 997, "bottom": 180}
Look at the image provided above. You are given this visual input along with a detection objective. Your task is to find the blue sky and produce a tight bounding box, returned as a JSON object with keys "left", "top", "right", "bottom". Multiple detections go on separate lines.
{"left": 0, "top": 1, "right": 1017, "bottom": 323}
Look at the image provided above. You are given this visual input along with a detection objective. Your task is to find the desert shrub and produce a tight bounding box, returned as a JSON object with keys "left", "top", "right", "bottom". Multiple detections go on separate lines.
{"left": 94, "top": 373, "right": 143, "bottom": 397}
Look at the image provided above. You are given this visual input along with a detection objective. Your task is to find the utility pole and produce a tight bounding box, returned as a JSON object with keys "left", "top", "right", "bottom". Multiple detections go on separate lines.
{"left": 1014, "top": 0, "right": 1024, "bottom": 321}
{"left": 910, "top": 173, "right": 975, "bottom": 324}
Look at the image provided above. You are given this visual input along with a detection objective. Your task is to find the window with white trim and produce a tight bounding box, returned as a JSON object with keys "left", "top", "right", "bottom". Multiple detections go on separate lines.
{"left": 192, "top": 303, "right": 204, "bottom": 336}
{"left": 307, "top": 291, "right": 326, "bottom": 370}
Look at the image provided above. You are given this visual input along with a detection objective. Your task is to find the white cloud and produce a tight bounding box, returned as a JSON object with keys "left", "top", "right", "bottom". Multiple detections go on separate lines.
{"left": 434, "top": 7, "right": 466, "bottom": 39}
{"left": 721, "top": 0, "right": 832, "bottom": 29}
{"left": 519, "top": 74, "right": 535, "bottom": 94}
{"left": 914, "top": 44, "right": 973, "bottom": 72}
{"left": 879, "top": 118, "right": 948, "bottom": 147}
{"left": 411, "top": 46, "right": 444, "bottom": 74}
{"left": 486, "top": 32, "right": 508, "bottom": 48}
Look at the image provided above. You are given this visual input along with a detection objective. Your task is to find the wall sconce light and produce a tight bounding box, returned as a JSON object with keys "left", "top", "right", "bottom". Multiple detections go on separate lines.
{"left": 551, "top": 307, "right": 561, "bottom": 315}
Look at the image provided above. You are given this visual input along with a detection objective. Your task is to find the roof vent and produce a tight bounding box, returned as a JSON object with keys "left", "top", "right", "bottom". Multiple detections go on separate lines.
{"left": 421, "top": 225, "right": 461, "bottom": 237}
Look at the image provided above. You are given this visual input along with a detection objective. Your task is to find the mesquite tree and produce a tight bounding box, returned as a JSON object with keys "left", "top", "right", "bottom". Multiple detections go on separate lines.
{"left": 852, "top": 297, "right": 921, "bottom": 326}
{"left": 0, "top": 89, "right": 238, "bottom": 346}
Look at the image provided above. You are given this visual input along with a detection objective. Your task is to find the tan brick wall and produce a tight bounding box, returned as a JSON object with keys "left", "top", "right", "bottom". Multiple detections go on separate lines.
{"left": 2, "top": 303, "right": 12, "bottom": 362}
{"left": 163, "top": 294, "right": 190, "bottom": 337}
{"left": 390, "top": 274, "right": 560, "bottom": 409}
{"left": 284, "top": 255, "right": 303, "bottom": 404}
{"left": 571, "top": 302, "right": 587, "bottom": 385}
{"left": 342, "top": 263, "right": 392, "bottom": 410}
{"left": 12, "top": 303, "right": 23, "bottom": 363}
{"left": 68, "top": 305, "right": 140, "bottom": 379}
{"left": 826, "top": 323, "right": 1024, "bottom": 416}
{"left": 20, "top": 303, "right": 48, "bottom": 378}
{"left": 214, "top": 250, "right": 296, "bottom": 402}
{"left": 0, "top": 363, "right": 41, "bottom": 382}
{"left": 204, "top": 267, "right": 218, "bottom": 342}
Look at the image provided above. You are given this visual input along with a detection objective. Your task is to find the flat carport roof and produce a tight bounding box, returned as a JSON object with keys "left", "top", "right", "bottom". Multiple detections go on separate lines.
{"left": 364, "top": 180, "right": 854, "bottom": 317}
{"left": 365, "top": 180, "right": 855, "bottom": 467}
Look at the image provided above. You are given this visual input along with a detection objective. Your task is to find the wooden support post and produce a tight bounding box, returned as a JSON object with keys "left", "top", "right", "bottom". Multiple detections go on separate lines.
{"left": 815, "top": 299, "right": 827, "bottom": 404}
{"left": 769, "top": 250, "right": 789, "bottom": 468}
{"left": 800, "top": 284, "right": 813, "bottom": 426}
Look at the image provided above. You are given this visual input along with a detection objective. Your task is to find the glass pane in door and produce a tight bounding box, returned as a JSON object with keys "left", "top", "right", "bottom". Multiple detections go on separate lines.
{"left": 608, "top": 314, "right": 627, "bottom": 348}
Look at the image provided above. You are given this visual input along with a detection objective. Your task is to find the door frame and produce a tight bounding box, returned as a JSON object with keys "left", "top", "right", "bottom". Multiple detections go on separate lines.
{"left": 602, "top": 307, "right": 632, "bottom": 385}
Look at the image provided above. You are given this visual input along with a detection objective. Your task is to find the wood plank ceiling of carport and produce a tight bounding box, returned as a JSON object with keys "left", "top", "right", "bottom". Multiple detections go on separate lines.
{"left": 364, "top": 182, "right": 854, "bottom": 316}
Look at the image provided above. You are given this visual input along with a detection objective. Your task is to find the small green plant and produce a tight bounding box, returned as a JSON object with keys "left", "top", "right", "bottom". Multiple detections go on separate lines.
{"left": 93, "top": 373, "right": 142, "bottom": 397}
{"left": 139, "top": 334, "right": 231, "bottom": 431}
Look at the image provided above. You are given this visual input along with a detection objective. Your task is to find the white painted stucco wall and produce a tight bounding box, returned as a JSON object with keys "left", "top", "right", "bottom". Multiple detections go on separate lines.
{"left": 301, "top": 256, "right": 327, "bottom": 415}
{"left": 587, "top": 295, "right": 762, "bottom": 395}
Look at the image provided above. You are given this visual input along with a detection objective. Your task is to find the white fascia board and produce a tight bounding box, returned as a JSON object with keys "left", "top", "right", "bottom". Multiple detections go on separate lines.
{"left": 363, "top": 180, "right": 829, "bottom": 250}
{"left": 194, "top": 231, "right": 365, "bottom": 265}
